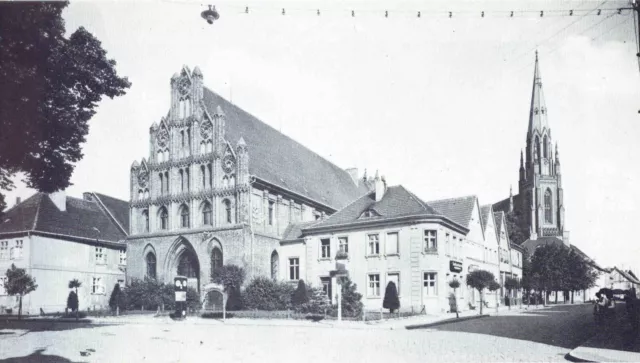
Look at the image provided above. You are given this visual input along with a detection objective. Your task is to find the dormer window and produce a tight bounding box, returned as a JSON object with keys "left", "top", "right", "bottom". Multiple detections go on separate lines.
{"left": 360, "top": 209, "right": 379, "bottom": 219}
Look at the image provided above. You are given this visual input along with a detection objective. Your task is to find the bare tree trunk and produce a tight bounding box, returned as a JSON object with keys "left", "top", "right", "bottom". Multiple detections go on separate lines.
{"left": 554, "top": 291, "right": 558, "bottom": 304}
{"left": 18, "top": 295, "right": 23, "bottom": 320}
{"left": 479, "top": 290, "right": 483, "bottom": 315}
{"left": 571, "top": 291, "right": 574, "bottom": 304}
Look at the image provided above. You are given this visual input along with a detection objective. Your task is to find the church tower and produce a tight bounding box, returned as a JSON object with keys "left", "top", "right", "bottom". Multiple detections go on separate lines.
{"left": 517, "top": 52, "right": 568, "bottom": 244}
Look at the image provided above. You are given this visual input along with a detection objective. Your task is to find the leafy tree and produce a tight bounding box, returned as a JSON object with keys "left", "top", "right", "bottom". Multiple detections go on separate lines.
{"left": 211, "top": 264, "right": 246, "bottom": 310}
{"left": 466, "top": 270, "right": 498, "bottom": 315}
{"left": 505, "top": 210, "right": 529, "bottom": 245}
{"left": 0, "top": 193, "right": 6, "bottom": 217}
{"left": 382, "top": 281, "right": 400, "bottom": 313}
{"left": 5, "top": 264, "right": 38, "bottom": 319}
{"left": 292, "top": 279, "right": 309, "bottom": 306}
{"left": 0, "top": 2, "right": 131, "bottom": 204}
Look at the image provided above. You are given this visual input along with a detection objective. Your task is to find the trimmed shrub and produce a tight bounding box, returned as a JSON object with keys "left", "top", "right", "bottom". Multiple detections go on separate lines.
{"left": 67, "top": 291, "right": 78, "bottom": 312}
{"left": 243, "top": 277, "right": 295, "bottom": 311}
{"left": 124, "top": 278, "right": 166, "bottom": 311}
{"left": 108, "top": 284, "right": 125, "bottom": 312}
{"left": 382, "top": 281, "right": 400, "bottom": 313}
{"left": 292, "top": 280, "right": 309, "bottom": 306}
{"left": 226, "top": 286, "right": 244, "bottom": 311}
{"left": 186, "top": 287, "right": 201, "bottom": 311}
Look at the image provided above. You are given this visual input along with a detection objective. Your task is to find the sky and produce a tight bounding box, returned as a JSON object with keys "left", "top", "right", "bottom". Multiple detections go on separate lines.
{"left": 5, "top": 0, "right": 640, "bottom": 272}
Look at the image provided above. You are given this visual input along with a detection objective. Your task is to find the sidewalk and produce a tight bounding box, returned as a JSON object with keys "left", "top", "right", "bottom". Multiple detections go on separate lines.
{"left": 567, "top": 303, "right": 640, "bottom": 362}
{"left": 0, "top": 303, "right": 546, "bottom": 331}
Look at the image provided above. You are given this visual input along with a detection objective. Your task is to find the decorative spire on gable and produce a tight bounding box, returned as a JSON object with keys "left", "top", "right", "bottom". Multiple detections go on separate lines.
{"left": 528, "top": 51, "right": 550, "bottom": 137}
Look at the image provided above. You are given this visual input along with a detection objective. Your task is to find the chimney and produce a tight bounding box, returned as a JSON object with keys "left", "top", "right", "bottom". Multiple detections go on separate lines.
{"left": 48, "top": 191, "right": 67, "bottom": 212}
{"left": 345, "top": 168, "right": 359, "bottom": 185}
{"left": 83, "top": 192, "right": 94, "bottom": 201}
{"left": 15, "top": 197, "right": 21, "bottom": 205}
{"left": 374, "top": 170, "right": 386, "bottom": 202}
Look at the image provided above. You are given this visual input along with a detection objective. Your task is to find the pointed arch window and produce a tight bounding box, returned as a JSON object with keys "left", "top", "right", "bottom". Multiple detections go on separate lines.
{"left": 159, "top": 207, "right": 169, "bottom": 230}
{"left": 159, "top": 173, "right": 164, "bottom": 195}
{"left": 180, "top": 169, "right": 185, "bottom": 192}
{"left": 208, "top": 164, "right": 213, "bottom": 187}
{"left": 543, "top": 135, "right": 549, "bottom": 159}
{"left": 157, "top": 150, "right": 163, "bottom": 163}
{"left": 200, "top": 142, "right": 206, "bottom": 154}
{"left": 211, "top": 248, "right": 223, "bottom": 276}
{"left": 180, "top": 130, "right": 185, "bottom": 148}
{"left": 223, "top": 199, "right": 232, "bottom": 224}
{"left": 202, "top": 202, "right": 212, "bottom": 226}
{"left": 142, "top": 209, "right": 149, "bottom": 232}
{"left": 180, "top": 204, "right": 190, "bottom": 228}
{"left": 271, "top": 251, "right": 279, "bottom": 280}
{"left": 164, "top": 171, "right": 169, "bottom": 193}
{"left": 146, "top": 252, "right": 157, "bottom": 279}
{"left": 535, "top": 136, "right": 541, "bottom": 162}
{"left": 229, "top": 175, "right": 236, "bottom": 187}
{"left": 201, "top": 165, "right": 206, "bottom": 189}
{"left": 544, "top": 189, "right": 552, "bottom": 223}
{"left": 222, "top": 176, "right": 229, "bottom": 188}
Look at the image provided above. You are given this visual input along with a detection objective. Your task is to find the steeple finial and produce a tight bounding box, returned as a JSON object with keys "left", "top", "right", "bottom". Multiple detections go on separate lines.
{"left": 520, "top": 149, "right": 524, "bottom": 168}
{"left": 528, "top": 52, "right": 549, "bottom": 136}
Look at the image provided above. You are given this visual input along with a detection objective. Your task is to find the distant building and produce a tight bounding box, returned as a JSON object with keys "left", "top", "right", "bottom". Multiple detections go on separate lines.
{"left": 126, "top": 66, "right": 369, "bottom": 294}
{"left": 0, "top": 192, "right": 128, "bottom": 315}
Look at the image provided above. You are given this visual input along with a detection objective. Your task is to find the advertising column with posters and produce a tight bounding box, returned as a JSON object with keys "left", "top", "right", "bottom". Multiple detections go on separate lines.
{"left": 174, "top": 276, "right": 188, "bottom": 319}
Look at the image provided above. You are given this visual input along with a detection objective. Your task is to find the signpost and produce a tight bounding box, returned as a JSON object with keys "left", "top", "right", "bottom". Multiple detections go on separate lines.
{"left": 174, "top": 276, "right": 188, "bottom": 320}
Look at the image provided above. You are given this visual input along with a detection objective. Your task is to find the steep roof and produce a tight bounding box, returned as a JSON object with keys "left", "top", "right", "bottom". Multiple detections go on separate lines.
{"left": 528, "top": 52, "right": 550, "bottom": 136}
{"left": 480, "top": 205, "right": 492, "bottom": 232}
{"left": 494, "top": 211, "right": 505, "bottom": 237}
{"left": 202, "top": 88, "right": 368, "bottom": 210}
{"left": 0, "top": 193, "right": 43, "bottom": 233}
{"left": 92, "top": 193, "right": 130, "bottom": 234}
{"left": 0, "top": 193, "right": 128, "bottom": 244}
{"left": 427, "top": 195, "right": 477, "bottom": 229}
{"left": 305, "top": 185, "right": 442, "bottom": 230}
{"left": 492, "top": 193, "right": 522, "bottom": 215}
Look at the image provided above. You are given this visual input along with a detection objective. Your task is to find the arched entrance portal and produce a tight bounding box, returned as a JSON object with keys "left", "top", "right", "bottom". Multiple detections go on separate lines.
{"left": 165, "top": 237, "right": 201, "bottom": 292}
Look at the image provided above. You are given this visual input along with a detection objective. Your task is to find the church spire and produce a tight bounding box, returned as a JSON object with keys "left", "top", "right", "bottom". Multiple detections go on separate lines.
{"left": 528, "top": 51, "right": 549, "bottom": 136}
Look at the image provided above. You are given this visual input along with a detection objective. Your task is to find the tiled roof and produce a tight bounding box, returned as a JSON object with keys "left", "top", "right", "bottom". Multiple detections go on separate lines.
{"left": 494, "top": 211, "right": 505, "bottom": 237}
{"left": 521, "top": 236, "right": 565, "bottom": 252}
{"left": 615, "top": 268, "right": 640, "bottom": 285}
{"left": 281, "top": 221, "right": 319, "bottom": 241}
{"left": 0, "top": 193, "right": 128, "bottom": 244}
{"left": 202, "top": 88, "right": 368, "bottom": 210}
{"left": 305, "top": 185, "right": 441, "bottom": 230}
{"left": 480, "top": 205, "right": 492, "bottom": 232}
{"left": 0, "top": 193, "right": 43, "bottom": 233}
{"left": 92, "top": 192, "right": 130, "bottom": 234}
{"left": 427, "top": 195, "right": 477, "bottom": 228}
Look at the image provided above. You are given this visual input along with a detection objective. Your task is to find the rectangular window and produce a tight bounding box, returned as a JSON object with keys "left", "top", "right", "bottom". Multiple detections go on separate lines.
{"left": 320, "top": 277, "right": 331, "bottom": 300}
{"left": 92, "top": 277, "right": 105, "bottom": 294}
{"left": 95, "top": 247, "right": 106, "bottom": 264}
{"left": 0, "top": 241, "right": 8, "bottom": 260}
{"left": 452, "top": 236, "right": 457, "bottom": 258}
{"left": 289, "top": 258, "right": 299, "bottom": 281}
{"left": 424, "top": 230, "right": 437, "bottom": 252}
{"left": 387, "top": 273, "right": 400, "bottom": 295}
{"left": 423, "top": 272, "right": 437, "bottom": 296}
{"left": 119, "top": 250, "right": 127, "bottom": 265}
{"left": 445, "top": 233, "right": 451, "bottom": 256}
{"left": 368, "top": 274, "right": 381, "bottom": 297}
{"left": 268, "top": 201, "right": 274, "bottom": 226}
{"left": 320, "top": 238, "right": 331, "bottom": 259}
{"left": 368, "top": 234, "right": 380, "bottom": 256}
{"left": 338, "top": 237, "right": 348, "bottom": 254}
{"left": 386, "top": 232, "right": 399, "bottom": 255}
{"left": 0, "top": 276, "right": 7, "bottom": 295}
{"left": 10, "top": 240, "right": 23, "bottom": 260}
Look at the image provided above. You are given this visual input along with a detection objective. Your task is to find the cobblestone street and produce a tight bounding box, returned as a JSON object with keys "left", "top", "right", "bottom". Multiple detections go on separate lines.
{"left": 0, "top": 304, "right": 600, "bottom": 362}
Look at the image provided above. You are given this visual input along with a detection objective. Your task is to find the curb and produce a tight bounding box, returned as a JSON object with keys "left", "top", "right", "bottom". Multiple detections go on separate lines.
{"left": 564, "top": 352, "right": 594, "bottom": 363}
{"left": 1, "top": 318, "right": 94, "bottom": 324}
{"left": 405, "top": 314, "right": 489, "bottom": 329}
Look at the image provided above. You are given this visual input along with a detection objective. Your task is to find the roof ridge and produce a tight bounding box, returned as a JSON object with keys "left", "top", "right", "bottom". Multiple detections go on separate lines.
{"left": 204, "top": 87, "right": 354, "bottom": 180}
{"left": 32, "top": 193, "right": 44, "bottom": 230}
{"left": 90, "top": 192, "right": 128, "bottom": 236}
{"left": 305, "top": 191, "right": 374, "bottom": 228}
{"left": 428, "top": 194, "right": 477, "bottom": 204}
{"left": 2, "top": 192, "right": 39, "bottom": 215}
{"left": 399, "top": 185, "right": 433, "bottom": 214}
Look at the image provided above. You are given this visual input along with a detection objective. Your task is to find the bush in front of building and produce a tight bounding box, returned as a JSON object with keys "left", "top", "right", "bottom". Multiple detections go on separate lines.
{"left": 243, "top": 276, "right": 295, "bottom": 311}
{"left": 292, "top": 279, "right": 309, "bottom": 306}
{"left": 67, "top": 291, "right": 78, "bottom": 313}
{"left": 212, "top": 264, "right": 246, "bottom": 311}
{"left": 382, "top": 281, "right": 400, "bottom": 313}
{"left": 108, "top": 283, "right": 126, "bottom": 314}
{"left": 124, "top": 278, "right": 165, "bottom": 311}
{"left": 332, "top": 277, "right": 363, "bottom": 318}
{"left": 296, "top": 286, "right": 332, "bottom": 315}
{"left": 186, "top": 287, "right": 201, "bottom": 312}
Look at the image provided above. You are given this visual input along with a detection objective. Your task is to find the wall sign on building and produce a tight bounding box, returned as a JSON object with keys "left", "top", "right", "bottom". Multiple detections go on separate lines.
{"left": 450, "top": 260, "right": 463, "bottom": 273}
